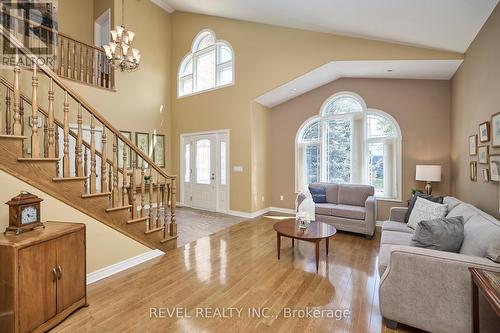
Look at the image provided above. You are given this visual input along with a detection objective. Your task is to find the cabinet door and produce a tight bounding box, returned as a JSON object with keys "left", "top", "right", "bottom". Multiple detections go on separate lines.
{"left": 56, "top": 229, "right": 86, "bottom": 312}
{"left": 18, "top": 240, "right": 57, "bottom": 333}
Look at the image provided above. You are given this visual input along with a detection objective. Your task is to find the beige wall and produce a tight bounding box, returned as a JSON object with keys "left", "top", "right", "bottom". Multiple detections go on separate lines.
{"left": 59, "top": 0, "right": 94, "bottom": 45}
{"left": 251, "top": 102, "right": 271, "bottom": 211}
{"left": 0, "top": 170, "right": 150, "bottom": 273}
{"left": 170, "top": 11, "right": 462, "bottom": 213}
{"left": 451, "top": 3, "right": 500, "bottom": 218}
{"left": 269, "top": 78, "right": 452, "bottom": 220}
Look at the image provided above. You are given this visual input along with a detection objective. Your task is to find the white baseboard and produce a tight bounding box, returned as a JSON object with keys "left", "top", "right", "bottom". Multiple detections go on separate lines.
{"left": 269, "top": 206, "right": 295, "bottom": 215}
{"left": 86, "top": 249, "right": 164, "bottom": 285}
{"left": 227, "top": 206, "right": 296, "bottom": 219}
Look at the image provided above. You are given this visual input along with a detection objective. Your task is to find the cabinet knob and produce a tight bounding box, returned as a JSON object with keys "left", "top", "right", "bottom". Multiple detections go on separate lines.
{"left": 57, "top": 265, "right": 63, "bottom": 280}
{"left": 52, "top": 267, "right": 58, "bottom": 282}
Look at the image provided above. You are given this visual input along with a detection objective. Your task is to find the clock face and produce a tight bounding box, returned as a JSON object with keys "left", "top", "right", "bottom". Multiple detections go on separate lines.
{"left": 21, "top": 206, "right": 38, "bottom": 225}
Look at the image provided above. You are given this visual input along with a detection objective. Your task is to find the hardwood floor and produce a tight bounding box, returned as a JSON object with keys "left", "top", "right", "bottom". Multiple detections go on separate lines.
{"left": 51, "top": 214, "right": 424, "bottom": 333}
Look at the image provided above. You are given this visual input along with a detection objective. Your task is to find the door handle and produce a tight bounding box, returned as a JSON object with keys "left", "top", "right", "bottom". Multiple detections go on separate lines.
{"left": 52, "top": 267, "right": 58, "bottom": 282}
{"left": 56, "top": 265, "right": 63, "bottom": 280}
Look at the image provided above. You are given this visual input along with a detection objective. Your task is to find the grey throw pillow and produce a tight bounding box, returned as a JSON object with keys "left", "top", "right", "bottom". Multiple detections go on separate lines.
{"left": 405, "top": 192, "right": 444, "bottom": 223}
{"left": 411, "top": 216, "right": 465, "bottom": 252}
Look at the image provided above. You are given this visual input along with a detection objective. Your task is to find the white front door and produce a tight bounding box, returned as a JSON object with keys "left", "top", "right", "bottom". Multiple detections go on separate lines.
{"left": 191, "top": 134, "right": 217, "bottom": 211}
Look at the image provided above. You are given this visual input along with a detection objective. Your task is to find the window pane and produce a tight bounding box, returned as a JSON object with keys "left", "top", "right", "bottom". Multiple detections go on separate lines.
{"left": 220, "top": 141, "right": 227, "bottom": 185}
{"left": 195, "top": 51, "right": 216, "bottom": 91}
{"left": 196, "top": 139, "right": 211, "bottom": 184}
{"left": 368, "top": 142, "right": 384, "bottom": 196}
{"left": 184, "top": 144, "right": 190, "bottom": 182}
{"left": 323, "top": 96, "right": 363, "bottom": 115}
{"left": 302, "top": 121, "right": 320, "bottom": 141}
{"left": 367, "top": 114, "right": 395, "bottom": 138}
{"left": 196, "top": 34, "right": 215, "bottom": 51}
{"left": 180, "top": 76, "right": 193, "bottom": 96}
{"left": 305, "top": 144, "right": 320, "bottom": 185}
{"left": 326, "top": 119, "right": 351, "bottom": 183}
{"left": 218, "top": 45, "right": 232, "bottom": 63}
{"left": 218, "top": 66, "right": 233, "bottom": 85}
{"left": 181, "top": 58, "right": 193, "bottom": 76}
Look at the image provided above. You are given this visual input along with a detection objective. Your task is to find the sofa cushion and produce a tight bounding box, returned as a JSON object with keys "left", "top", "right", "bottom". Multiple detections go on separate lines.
{"left": 331, "top": 204, "right": 365, "bottom": 220}
{"left": 324, "top": 184, "right": 339, "bottom": 203}
{"left": 460, "top": 214, "right": 500, "bottom": 257}
{"left": 378, "top": 244, "right": 392, "bottom": 276}
{"left": 443, "top": 196, "right": 462, "bottom": 212}
{"left": 315, "top": 203, "right": 336, "bottom": 216}
{"left": 381, "top": 230, "right": 413, "bottom": 246}
{"left": 308, "top": 185, "right": 327, "bottom": 203}
{"left": 337, "top": 184, "right": 374, "bottom": 206}
{"left": 407, "top": 197, "right": 448, "bottom": 229}
{"left": 405, "top": 192, "right": 444, "bottom": 223}
{"left": 411, "top": 216, "right": 464, "bottom": 252}
{"left": 487, "top": 244, "right": 500, "bottom": 263}
{"left": 446, "top": 203, "right": 479, "bottom": 222}
{"left": 382, "top": 221, "right": 414, "bottom": 234}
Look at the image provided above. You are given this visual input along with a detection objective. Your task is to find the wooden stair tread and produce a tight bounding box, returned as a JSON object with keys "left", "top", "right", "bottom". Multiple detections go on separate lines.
{"left": 105, "top": 205, "right": 132, "bottom": 213}
{"left": 81, "top": 192, "right": 111, "bottom": 199}
{"left": 127, "top": 216, "right": 148, "bottom": 224}
{"left": 53, "top": 176, "right": 88, "bottom": 182}
{"left": 18, "top": 157, "right": 59, "bottom": 162}
{"left": 0, "top": 135, "right": 27, "bottom": 140}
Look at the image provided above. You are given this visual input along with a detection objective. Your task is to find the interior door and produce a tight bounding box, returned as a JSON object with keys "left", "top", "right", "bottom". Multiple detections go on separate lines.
{"left": 191, "top": 134, "right": 217, "bottom": 211}
{"left": 56, "top": 229, "right": 86, "bottom": 312}
{"left": 18, "top": 240, "right": 57, "bottom": 333}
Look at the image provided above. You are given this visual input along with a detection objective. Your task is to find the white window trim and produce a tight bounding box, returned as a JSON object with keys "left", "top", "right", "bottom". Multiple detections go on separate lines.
{"left": 177, "top": 29, "right": 235, "bottom": 99}
{"left": 295, "top": 93, "right": 402, "bottom": 202}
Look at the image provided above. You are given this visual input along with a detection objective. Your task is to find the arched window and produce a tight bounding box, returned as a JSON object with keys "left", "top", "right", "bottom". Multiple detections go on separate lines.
{"left": 178, "top": 29, "right": 234, "bottom": 97}
{"left": 296, "top": 92, "right": 402, "bottom": 200}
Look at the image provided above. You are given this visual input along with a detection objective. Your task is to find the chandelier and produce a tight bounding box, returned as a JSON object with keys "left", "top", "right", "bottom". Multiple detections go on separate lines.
{"left": 103, "top": 0, "right": 141, "bottom": 72}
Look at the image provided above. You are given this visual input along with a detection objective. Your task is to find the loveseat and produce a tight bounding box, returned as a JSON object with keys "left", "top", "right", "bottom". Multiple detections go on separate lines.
{"left": 378, "top": 196, "right": 500, "bottom": 333}
{"left": 309, "top": 183, "right": 376, "bottom": 238}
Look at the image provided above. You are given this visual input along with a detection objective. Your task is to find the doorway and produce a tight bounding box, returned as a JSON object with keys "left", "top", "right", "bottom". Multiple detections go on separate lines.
{"left": 181, "top": 130, "right": 229, "bottom": 213}
{"left": 94, "top": 9, "right": 111, "bottom": 48}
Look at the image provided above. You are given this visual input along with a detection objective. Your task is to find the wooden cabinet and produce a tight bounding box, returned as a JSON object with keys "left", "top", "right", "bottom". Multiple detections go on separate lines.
{"left": 0, "top": 222, "right": 87, "bottom": 333}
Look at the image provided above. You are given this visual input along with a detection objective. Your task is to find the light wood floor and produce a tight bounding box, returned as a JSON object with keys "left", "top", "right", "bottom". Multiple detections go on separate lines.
{"left": 51, "top": 214, "right": 424, "bottom": 333}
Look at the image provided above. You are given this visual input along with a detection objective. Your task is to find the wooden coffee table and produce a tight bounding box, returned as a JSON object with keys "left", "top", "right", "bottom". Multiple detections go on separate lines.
{"left": 273, "top": 218, "right": 337, "bottom": 271}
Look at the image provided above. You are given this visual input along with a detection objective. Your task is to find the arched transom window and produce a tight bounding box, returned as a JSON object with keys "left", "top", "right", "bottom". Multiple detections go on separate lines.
{"left": 296, "top": 92, "right": 402, "bottom": 200}
{"left": 178, "top": 29, "right": 234, "bottom": 97}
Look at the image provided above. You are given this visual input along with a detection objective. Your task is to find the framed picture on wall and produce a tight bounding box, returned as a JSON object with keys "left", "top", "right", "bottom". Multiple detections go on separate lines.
{"left": 482, "top": 169, "right": 490, "bottom": 182}
{"left": 470, "top": 161, "right": 477, "bottom": 182}
{"left": 117, "top": 130, "right": 132, "bottom": 169}
{"left": 491, "top": 112, "right": 500, "bottom": 147}
{"left": 479, "top": 121, "right": 490, "bottom": 143}
{"left": 478, "top": 146, "right": 489, "bottom": 164}
{"left": 469, "top": 135, "right": 478, "bottom": 156}
{"left": 152, "top": 134, "right": 165, "bottom": 168}
{"left": 490, "top": 154, "right": 500, "bottom": 182}
{"left": 135, "top": 132, "right": 150, "bottom": 169}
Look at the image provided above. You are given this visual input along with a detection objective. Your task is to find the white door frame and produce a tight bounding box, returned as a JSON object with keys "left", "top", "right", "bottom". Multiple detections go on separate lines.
{"left": 180, "top": 129, "right": 230, "bottom": 213}
{"left": 94, "top": 9, "right": 111, "bottom": 48}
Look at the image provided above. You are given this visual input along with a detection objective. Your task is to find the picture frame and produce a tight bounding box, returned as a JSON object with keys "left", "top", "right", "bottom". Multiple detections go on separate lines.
{"left": 479, "top": 121, "right": 490, "bottom": 143}
{"left": 490, "top": 154, "right": 500, "bottom": 182}
{"left": 135, "top": 132, "right": 150, "bottom": 169}
{"left": 117, "top": 130, "right": 132, "bottom": 169}
{"left": 469, "top": 135, "right": 478, "bottom": 156}
{"left": 491, "top": 112, "right": 500, "bottom": 147}
{"left": 482, "top": 168, "right": 490, "bottom": 182}
{"left": 470, "top": 161, "right": 477, "bottom": 182}
{"left": 478, "top": 146, "right": 489, "bottom": 164}
{"left": 152, "top": 134, "right": 165, "bottom": 168}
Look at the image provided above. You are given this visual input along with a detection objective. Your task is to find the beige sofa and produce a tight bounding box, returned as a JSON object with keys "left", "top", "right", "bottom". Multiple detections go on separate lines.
{"left": 378, "top": 196, "right": 500, "bottom": 333}
{"left": 310, "top": 183, "right": 376, "bottom": 238}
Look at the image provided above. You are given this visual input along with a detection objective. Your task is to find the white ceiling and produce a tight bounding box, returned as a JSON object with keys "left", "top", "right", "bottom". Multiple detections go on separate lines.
{"left": 163, "top": 0, "right": 498, "bottom": 53}
{"left": 255, "top": 60, "right": 463, "bottom": 108}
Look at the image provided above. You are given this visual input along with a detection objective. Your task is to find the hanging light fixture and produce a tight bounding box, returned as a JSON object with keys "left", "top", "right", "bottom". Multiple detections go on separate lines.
{"left": 103, "top": 0, "right": 140, "bottom": 72}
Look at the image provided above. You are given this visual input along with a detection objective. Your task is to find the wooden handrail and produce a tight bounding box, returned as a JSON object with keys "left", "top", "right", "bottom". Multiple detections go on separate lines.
{"left": 0, "top": 25, "right": 176, "bottom": 181}
{"left": 0, "top": 76, "right": 121, "bottom": 173}
{"left": 58, "top": 32, "right": 104, "bottom": 52}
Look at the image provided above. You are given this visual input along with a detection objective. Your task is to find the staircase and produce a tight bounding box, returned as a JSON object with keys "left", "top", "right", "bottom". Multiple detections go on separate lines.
{"left": 0, "top": 25, "right": 177, "bottom": 251}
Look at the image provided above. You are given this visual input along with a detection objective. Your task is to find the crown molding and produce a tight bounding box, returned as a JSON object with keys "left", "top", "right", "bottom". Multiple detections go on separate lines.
{"left": 150, "top": 0, "right": 175, "bottom": 13}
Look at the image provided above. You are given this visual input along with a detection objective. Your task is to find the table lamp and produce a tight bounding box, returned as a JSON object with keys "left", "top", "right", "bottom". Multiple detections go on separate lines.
{"left": 416, "top": 165, "right": 442, "bottom": 195}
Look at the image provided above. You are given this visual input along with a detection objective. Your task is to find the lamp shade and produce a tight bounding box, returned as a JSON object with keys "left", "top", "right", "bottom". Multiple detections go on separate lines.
{"left": 416, "top": 165, "right": 442, "bottom": 182}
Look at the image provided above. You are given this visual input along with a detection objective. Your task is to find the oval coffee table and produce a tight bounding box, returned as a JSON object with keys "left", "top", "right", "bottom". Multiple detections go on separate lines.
{"left": 273, "top": 218, "right": 337, "bottom": 272}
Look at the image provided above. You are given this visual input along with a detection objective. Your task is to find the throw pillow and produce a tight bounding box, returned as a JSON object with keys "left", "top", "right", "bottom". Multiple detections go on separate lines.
{"left": 407, "top": 197, "right": 448, "bottom": 229}
{"left": 308, "top": 185, "right": 327, "bottom": 203}
{"left": 404, "top": 192, "right": 444, "bottom": 223}
{"left": 486, "top": 244, "right": 500, "bottom": 263}
{"left": 411, "top": 216, "right": 464, "bottom": 252}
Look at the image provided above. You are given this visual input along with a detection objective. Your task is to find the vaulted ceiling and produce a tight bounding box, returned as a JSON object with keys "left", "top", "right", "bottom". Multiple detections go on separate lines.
{"left": 163, "top": 0, "right": 498, "bottom": 53}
